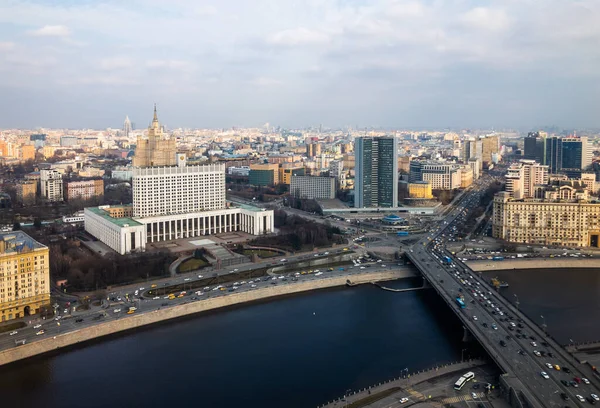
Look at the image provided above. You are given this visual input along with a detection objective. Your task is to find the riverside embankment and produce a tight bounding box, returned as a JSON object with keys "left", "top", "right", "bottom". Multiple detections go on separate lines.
{"left": 0, "top": 269, "right": 415, "bottom": 367}
{"left": 466, "top": 257, "right": 600, "bottom": 272}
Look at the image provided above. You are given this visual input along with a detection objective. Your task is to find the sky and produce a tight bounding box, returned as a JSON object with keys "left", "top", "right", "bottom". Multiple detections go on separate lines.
{"left": 0, "top": 0, "right": 599, "bottom": 130}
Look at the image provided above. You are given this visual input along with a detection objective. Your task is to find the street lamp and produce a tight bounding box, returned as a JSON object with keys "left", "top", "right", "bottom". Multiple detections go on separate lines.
{"left": 461, "top": 348, "right": 467, "bottom": 362}
{"left": 541, "top": 315, "right": 547, "bottom": 334}
{"left": 513, "top": 293, "right": 520, "bottom": 310}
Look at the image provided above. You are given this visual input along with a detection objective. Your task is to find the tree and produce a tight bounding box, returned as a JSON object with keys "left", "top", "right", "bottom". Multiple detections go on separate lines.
{"left": 12, "top": 221, "right": 21, "bottom": 231}
{"left": 33, "top": 218, "right": 42, "bottom": 229}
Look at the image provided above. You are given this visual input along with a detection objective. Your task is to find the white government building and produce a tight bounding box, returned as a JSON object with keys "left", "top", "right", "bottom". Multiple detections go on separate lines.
{"left": 84, "top": 108, "right": 274, "bottom": 255}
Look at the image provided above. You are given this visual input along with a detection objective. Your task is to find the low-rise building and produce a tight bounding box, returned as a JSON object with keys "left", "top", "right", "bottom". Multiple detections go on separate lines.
{"left": 492, "top": 191, "right": 600, "bottom": 248}
{"left": 16, "top": 180, "right": 37, "bottom": 205}
{"left": 0, "top": 231, "right": 51, "bottom": 321}
{"left": 65, "top": 179, "right": 104, "bottom": 201}
{"left": 408, "top": 181, "right": 433, "bottom": 199}
{"left": 248, "top": 163, "right": 279, "bottom": 186}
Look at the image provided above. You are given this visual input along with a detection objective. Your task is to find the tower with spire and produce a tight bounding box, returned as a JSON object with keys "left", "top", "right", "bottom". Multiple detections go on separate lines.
{"left": 132, "top": 105, "right": 177, "bottom": 168}
{"left": 123, "top": 115, "right": 132, "bottom": 138}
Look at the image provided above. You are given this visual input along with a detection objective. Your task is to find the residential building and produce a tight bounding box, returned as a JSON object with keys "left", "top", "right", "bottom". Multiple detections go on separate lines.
{"left": 492, "top": 191, "right": 600, "bottom": 248}
{"left": 354, "top": 136, "right": 398, "bottom": 208}
{"left": 65, "top": 179, "right": 104, "bottom": 201}
{"left": 468, "top": 158, "right": 481, "bottom": 180}
{"left": 408, "top": 181, "right": 433, "bottom": 199}
{"left": 460, "top": 166, "right": 473, "bottom": 188}
{"left": 132, "top": 105, "right": 177, "bottom": 167}
{"left": 505, "top": 160, "right": 549, "bottom": 199}
{"left": 20, "top": 145, "right": 35, "bottom": 161}
{"left": 329, "top": 160, "right": 344, "bottom": 179}
{"left": 290, "top": 175, "right": 336, "bottom": 199}
{"left": 0, "top": 231, "right": 51, "bottom": 321}
{"left": 306, "top": 143, "right": 321, "bottom": 158}
{"left": 249, "top": 163, "right": 279, "bottom": 186}
{"left": 16, "top": 181, "right": 37, "bottom": 205}
{"left": 40, "top": 169, "right": 64, "bottom": 202}
{"left": 481, "top": 135, "right": 499, "bottom": 164}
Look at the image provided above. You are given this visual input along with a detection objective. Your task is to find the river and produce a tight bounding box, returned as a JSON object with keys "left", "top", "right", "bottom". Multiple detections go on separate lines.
{"left": 0, "top": 280, "right": 476, "bottom": 408}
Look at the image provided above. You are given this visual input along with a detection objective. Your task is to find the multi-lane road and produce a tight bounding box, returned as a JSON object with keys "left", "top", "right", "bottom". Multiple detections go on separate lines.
{"left": 408, "top": 179, "right": 600, "bottom": 407}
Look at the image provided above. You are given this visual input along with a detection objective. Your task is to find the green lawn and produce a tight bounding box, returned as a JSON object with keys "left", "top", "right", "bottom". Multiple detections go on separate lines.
{"left": 178, "top": 257, "right": 209, "bottom": 273}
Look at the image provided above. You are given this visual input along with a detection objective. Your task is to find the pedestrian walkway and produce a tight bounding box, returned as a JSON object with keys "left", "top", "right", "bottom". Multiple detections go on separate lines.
{"left": 405, "top": 388, "right": 425, "bottom": 401}
{"left": 440, "top": 391, "right": 484, "bottom": 404}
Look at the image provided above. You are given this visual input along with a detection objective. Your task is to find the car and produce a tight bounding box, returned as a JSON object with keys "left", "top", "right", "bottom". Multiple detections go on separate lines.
{"left": 499, "top": 340, "right": 507, "bottom": 347}
{"left": 531, "top": 341, "right": 537, "bottom": 347}
{"left": 570, "top": 381, "right": 579, "bottom": 388}
{"left": 75, "top": 318, "right": 84, "bottom": 323}
{"left": 114, "top": 308, "right": 121, "bottom": 313}
{"left": 576, "top": 395, "right": 585, "bottom": 402}
{"left": 583, "top": 378, "right": 591, "bottom": 385}
{"left": 472, "top": 383, "right": 480, "bottom": 389}
{"left": 540, "top": 371, "right": 549, "bottom": 379}
{"left": 36, "top": 330, "right": 45, "bottom": 335}
{"left": 592, "top": 394, "right": 599, "bottom": 401}
{"left": 9, "top": 331, "right": 18, "bottom": 336}
{"left": 545, "top": 363, "right": 553, "bottom": 369}
{"left": 482, "top": 322, "right": 488, "bottom": 328}
{"left": 554, "top": 364, "right": 561, "bottom": 371}
{"left": 560, "top": 392, "right": 570, "bottom": 401}
{"left": 33, "top": 324, "right": 42, "bottom": 329}
{"left": 153, "top": 296, "right": 160, "bottom": 300}
{"left": 561, "top": 380, "right": 569, "bottom": 386}
{"left": 491, "top": 324, "right": 498, "bottom": 330}
{"left": 280, "top": 259, "right": 287, "bottom": 262}
{"left": 471, "top": 392, "right": 478, "bottom": 399}
{"left": 197, "top": 275, "right": 203, "bottom": 278}
{"left": 588, "top": 396, "right": 597, "bottom": 405}
{"left": 184, "top": 278, "right": 190, "bottom": 281}
{"left": 563, "top": 367, "right": 572, "bottom": 373}
{"left": 473, "top": 315, "right": 478, "bottom": 321}
{"left": 399, "top": 397, "right": 409, "bottom": 403}
{"left": 574, "top": 377, "right": 581, "bottom": 384}
{"left": 533, "top": 350, "right": 541, "bottom": 357}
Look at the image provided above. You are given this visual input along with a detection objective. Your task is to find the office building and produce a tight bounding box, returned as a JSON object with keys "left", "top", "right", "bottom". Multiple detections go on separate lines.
{"left": 493, "top": 191, "right": 600, "bottom": 248}
{"left": 16, "top": 181, "right": 37, "bottom": 205}
{"left": 40, "top": 169, "right": 63, "bottom": 202}
{"left": 0, "top": 231, "right": 51, "bottom": 321}
{"left": 290, "top": 176, "right": 336, "bottom": 200}
{"left": 409, "top": 161, "right": 461, "bottom": 190}
{"left": 65, "top": 179, "right": 104, "bottom": 202}
{"left": 279, "top": 165, "right": 305, "bottom": 185}
{"left": 132, "top": 163, "right": 225, "bottom": 218}
{"left": 408, "top": 181, "right": 433, "bottom": 199}
{"left": 248, "top": 163, "right": 279, "bottom": 186}
{"left": 481, "top": 135, "right": 499, "bottom": 165}
{"left": 60, "top": 136, "right": 78, "bottom": 147}
{"left": 132, "top": 106, "right": 177, "bottom": 167}
{"left": 522, "top": 133, "right": 590, "bottom": 176}
{"left": 560, "top": 136, "right": 590, "bottom": 178}
{"left": 123, "top": 115, "right": 132, "bottom": 138}
{"left": 460, "top": 166, "right": 473, "bottom": 188}
{"left": 354, "top": 136, "right": 398, "bottom": 208}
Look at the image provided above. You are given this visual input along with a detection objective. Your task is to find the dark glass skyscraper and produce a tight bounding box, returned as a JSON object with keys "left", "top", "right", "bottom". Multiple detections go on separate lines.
{"left": 354, "top": 136, "right": 398, "bottom": 208}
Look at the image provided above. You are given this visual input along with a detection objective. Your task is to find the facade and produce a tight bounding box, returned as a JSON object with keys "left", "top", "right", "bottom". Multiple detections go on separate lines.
{"left": 306, "top": 143, "right": 322, "bottom": 158}
{"left": 132, "top": 163, "right": 226, "bottom": 218}
{"left": 492, "top": 191, "right": 600, "bottom": 248}
{"left": 290, "top": 175, "right": 336, "bottom": 199}
{"left": 227, "top": 166, "right": 250, "bottom": 177}
{"left": 0, "top": 231, "right": 51, "bottom": 321}
{"left": 132, "top": 106, "right": 177, "bottom": 167}
{"left": 522, "top": 133, "right": 591, "bottom": 176}
{"left": 40, "top": 169, "right": 64, "bottom": 202}
{"left": 65, "top": 179, "right": 104, "bottom": 201}
{"left": 123, "top": 115, "right": 132, "bottom": 138}
{"left": 354, "top": 136, "right": 398, "bottom": 208}
{"left": 329, "top": 160, "right": 344, "bottom": 179}
{"left": 481, "top": 135, "right": 499, "bottom": 164}
{"left": 408, "top": 181, "right": 433, "bottom": 199}
{"left": 248, "top": 163, "right": 279, "bottom": 186}
{"left": 505, "top": 160, "right": 549, "bottom": 199}
{"left": 279, "top": 165, "right": 305, "bottom": 185}
{"left": 460, "top": 166, "right": 473, "bottom": 188}
{"left": 20, "top": 145, "right": 35, "bottom": 161}
{"left": 468, "top": 158, "right": 481, "bottom": 180}
{"left": 16, "top": 181, "right": 37, "bottom": 205}
{"left": 60, "top": 136, "right": 78, "bottom": 147}
{"left": 410, "top": 161, "right": 461, "bottom": 190}
{"left": 112, "top": 167, "right": 133, "bottom": 181}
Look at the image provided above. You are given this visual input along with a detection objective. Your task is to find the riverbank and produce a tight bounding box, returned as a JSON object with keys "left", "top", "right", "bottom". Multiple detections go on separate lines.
{"left": 0, "top": 269, "right": 416, "bottom": 367}
{"left": 466, "top": 258, "right": 600, "bottom": 272}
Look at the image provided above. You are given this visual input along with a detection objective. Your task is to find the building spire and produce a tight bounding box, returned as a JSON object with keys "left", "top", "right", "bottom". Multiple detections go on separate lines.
{"left": 153, "top": 103, "right": 158, "bottom": 123}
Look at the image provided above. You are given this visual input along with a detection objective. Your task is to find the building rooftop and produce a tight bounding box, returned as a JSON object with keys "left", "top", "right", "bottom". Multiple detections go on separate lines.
{"left": 0, "top": 231, "right": 46, "bottom": 255}
{"left": 87, "top": 206, "right": 143, "bottom": 227}
{"left": 237, "top": 203, "right": 266, "bottom": 212}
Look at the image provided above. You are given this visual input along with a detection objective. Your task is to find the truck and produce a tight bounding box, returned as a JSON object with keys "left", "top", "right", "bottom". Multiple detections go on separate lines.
{"left": 443, "top": 256, "right": 452, "bottom": 264}
{"left": 492, "top": 256, "right": 504, "bottom": 261}
{"left": 397, "top": 231, "right": 409, "bottom": 236}
{"left": 455, "top": 297, "right": 466, "bottom": 309}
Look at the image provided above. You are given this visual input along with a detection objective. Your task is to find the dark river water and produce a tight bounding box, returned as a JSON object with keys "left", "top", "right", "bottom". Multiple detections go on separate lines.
{"left": 0, "top": 268, "right": 594, "bottom": 408}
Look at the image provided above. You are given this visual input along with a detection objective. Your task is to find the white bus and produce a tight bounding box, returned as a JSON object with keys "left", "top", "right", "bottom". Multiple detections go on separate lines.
{"left": 454, "top": 371, "right": 475, "bottom": 390}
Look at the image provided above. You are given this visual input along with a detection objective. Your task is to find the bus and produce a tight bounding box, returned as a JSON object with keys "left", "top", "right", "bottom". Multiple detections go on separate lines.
{"left": 455, "top": 297, "right": 466, "bottom": 309}
{"left": 443, "top": 256, "right": 452, "bottom": 264}
{"left": 454, "top": 372, "right": 475, "bottom": 390}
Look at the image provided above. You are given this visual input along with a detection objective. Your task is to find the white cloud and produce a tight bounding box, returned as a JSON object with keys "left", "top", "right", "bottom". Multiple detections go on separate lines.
{"left": 99, "top": 57, "right": 135, "bottom": 71}
{"left": 0, "top": 42, "right": 15, "bottom": 51}
{"left": 252, "top": 77, "right": 282, "bottom": 86}
{"left": 267, "top": 27, "right": 331, "bottom": 46}
{"left": 28, "top": 25, "right": 71, "bottom": 37}
{"left": 146, "top": 59, "right": 194, "bottom": 72}
{"left": 461, "top": 7, "right": 511, "bottom": 32}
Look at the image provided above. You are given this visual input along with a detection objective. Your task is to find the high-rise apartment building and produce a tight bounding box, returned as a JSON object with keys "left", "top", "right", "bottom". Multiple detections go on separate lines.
{"left": 40, "top": 169, "right": 63, "bottom": 202}
{"left": 354, "top": 136, "right": 398, "bottom": 208}
{"left": 0, "top": 231, "right": 51, "bottom": 321}
{"left": 505, "top": 160, "right": 549, "bottom": 199}
{"left": 132, "top": 106, "right": 177, "bottom": 167}
{"left": 123, "top": 115, "right": 132, "bottom": 138}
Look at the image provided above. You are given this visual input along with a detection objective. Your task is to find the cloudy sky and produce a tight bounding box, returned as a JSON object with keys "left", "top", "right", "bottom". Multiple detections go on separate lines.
{"left": 0, "top": 0, "right": 599, "bottom": 130}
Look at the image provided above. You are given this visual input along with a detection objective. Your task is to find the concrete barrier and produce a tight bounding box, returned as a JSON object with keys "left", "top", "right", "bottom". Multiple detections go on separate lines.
{"left": 0, "top": 270, "right": 411, "bottom": 367}
{"left": 467, "top": 258, "right": 600, "bottom": 272}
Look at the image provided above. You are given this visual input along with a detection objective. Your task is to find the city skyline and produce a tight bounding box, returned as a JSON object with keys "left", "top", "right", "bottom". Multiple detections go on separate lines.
{"left": 1, "top": 1, "right": 599, "bottom": 129}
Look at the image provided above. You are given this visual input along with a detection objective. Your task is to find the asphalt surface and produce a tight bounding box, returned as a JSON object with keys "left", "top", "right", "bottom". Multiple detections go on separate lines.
{"left": 407, "top": 177, "right": 600, "bottom": 408}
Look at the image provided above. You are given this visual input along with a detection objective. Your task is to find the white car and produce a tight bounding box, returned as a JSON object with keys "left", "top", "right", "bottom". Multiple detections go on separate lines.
{"left": 9, "top": 331, "right": 18, "bottom": 336}
{"left": 114, "top": 308, "right": 121, "bottom": 313}
{"left": 251, "top": 284, "right": 257, "bottom": 288}
{"left": 139, "top": 287, "right": 145, "bottom": 291}
{"left": 576, "top": 395, "right": 585, "bottom": 402}
{"left": 471, "top": 392, "right": 478, "bottom": 399}
{"left": 533, "top": 351, "right": 541, "bottom": 357}
{"left": 399, "top": 397, "right": 409, "bottom": 403}
{"left": 531, "top": 341, "right": 537, "bottom": 347}
{"left": 33, "top": 324, "right": 42, "bottom": 329}
{"left": 545, "top": 363, "right": 553, "bottom": 369}
{"left": 583, "top": 378, "right": 591, "bottom": 385}
{"left": 473, "top": 316, "right": 478, "bottom": 321}
{"left": 184, "top": 278, "right": 191, "bottom": 281}
{"left": 153, "top": 296, "right": 160, "bottom": 300}
{"left": 36, "top": 330, "right": 45, "bottom": 336}
{"left": 197, "top": 275, "right": 203, "bottom": 278}
{"left": 540, "top": 371, "right": 549, "bottom": 379}
{"left": 591, "top": 393, "right": 599, "bottom": 401}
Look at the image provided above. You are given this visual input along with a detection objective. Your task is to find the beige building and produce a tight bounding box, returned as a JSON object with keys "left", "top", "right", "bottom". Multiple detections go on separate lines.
{"left": 481, "top": 135, "right": 499, "bottom": 164}
{"left": 40, "top": 169, "right": 64, "bottom": 202}
{"left": 505, "top": 160, "right": 549, "bottom": 199}
{"left": 492, "top": 191, "right": 600, "bottom": 248}
{"left": 306, "top": 143, "right": 321, "bottom": 158}
{"left": 408, "top": 181, "right": 433, "bottom": 199}
{"left": 0, "top": 231, "right": 51, "bottom": 321}
{"left": 279, "top": 164, "right": 305, "bottom": 185}
{"left": 132, "top": 106, "right": 177, "bottom": 167}
{"left": 460, "top": 166, "right": 473, "bottom": 188}
{"left": 16, "top": 181, "right": 37, "bottom": 205}
{"left": 65, "top": 179, "right": 104, "bottom": 201}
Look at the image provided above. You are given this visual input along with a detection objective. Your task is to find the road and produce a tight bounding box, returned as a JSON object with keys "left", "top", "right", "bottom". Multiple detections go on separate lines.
{"left": 407, "top": 176, "right": 600, "bottom": 407}
{"left": 0, "top": 247, "right": 407, "bottom": 353}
